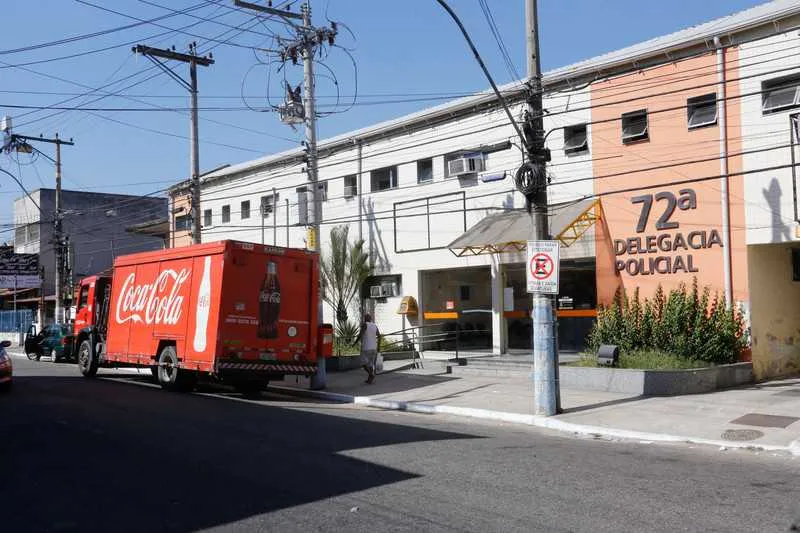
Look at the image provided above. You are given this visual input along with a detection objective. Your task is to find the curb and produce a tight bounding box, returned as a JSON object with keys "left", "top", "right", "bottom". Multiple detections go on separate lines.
{"left": 266, "top": 384, "right": 800, "bottom": 456}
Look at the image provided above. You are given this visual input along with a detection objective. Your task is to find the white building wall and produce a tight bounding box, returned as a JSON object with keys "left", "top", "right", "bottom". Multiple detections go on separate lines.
{"left": 739, "top": 32, "right": 800, "bottom": 245}
{"left": 197, "top": 86, "right": 594, "bottom": 335}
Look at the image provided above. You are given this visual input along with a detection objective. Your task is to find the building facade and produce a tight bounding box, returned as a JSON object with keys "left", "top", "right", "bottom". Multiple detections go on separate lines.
{"left": 170, "top": 0, "right": 800, "bottom": 379}
{"left": 14, "top": 188, "right": 167, "bottom": 320}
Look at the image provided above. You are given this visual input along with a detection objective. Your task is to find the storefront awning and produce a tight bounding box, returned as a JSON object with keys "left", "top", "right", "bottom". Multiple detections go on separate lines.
{"left": 448, "top": 198, "right": 601, "bottom": 257}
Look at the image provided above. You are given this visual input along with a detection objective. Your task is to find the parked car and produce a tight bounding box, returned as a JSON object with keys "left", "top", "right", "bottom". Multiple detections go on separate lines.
{"left": 24, "top": 324, "right": 73, "bottom": 362}
{"left": 0, "top": 339, "right": 11, "bottom": 392}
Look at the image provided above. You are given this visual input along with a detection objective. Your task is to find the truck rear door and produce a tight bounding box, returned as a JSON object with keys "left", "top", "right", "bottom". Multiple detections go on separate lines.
{"left": 218, "top": 247, "right": 315, "bottom": 365}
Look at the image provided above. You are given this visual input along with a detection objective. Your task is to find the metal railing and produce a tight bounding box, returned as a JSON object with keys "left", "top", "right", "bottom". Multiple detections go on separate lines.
{"left": 332, "top": 320, "right": 494, "bottom": 369}
{"left": 0, "top": 309, "right": 33, "bottom": 334}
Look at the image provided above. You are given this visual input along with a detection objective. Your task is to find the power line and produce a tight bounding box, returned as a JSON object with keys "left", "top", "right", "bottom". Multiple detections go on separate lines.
{"left": 197, "top": 160, "right": 800, "bottom": 237}
{"left": 73, "top": 0, "right": 271, "bottom": 51}
{"left": 478, "top": 0, "right": 520, "bottom": 81}
{"left": 0, "top": 1, "right": 215, "bottom": 56}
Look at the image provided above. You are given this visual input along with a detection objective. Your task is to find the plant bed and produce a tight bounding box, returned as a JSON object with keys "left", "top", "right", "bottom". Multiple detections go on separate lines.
{"left": 569, "top": 350, "right": 709, "bottom": 370}
{"left": 559, "top": 361, "right": 753, "bottom": 396}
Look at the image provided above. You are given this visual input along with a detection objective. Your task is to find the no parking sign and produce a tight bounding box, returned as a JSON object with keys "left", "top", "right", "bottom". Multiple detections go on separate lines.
{"left": 526, "top": 240, "right": 559, "bottom": 294}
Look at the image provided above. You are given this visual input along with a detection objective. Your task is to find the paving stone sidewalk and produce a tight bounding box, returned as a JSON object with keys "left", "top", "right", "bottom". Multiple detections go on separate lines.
{"left": 273, "top": 362, "right": 800, "bottom": 454}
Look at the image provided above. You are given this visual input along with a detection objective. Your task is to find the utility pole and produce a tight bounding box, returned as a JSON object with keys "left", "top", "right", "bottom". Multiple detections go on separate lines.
{"left": 4, "top": 131, "right": 74, "bottom": 323}
{"left": 133, "top": 44, "right": 214, "bottom": 244}
{"left": 235, "top": 0, "right": 337, "bottom": 390}
{"left": 521, "top": 0, "right": 558, "bottom": 416}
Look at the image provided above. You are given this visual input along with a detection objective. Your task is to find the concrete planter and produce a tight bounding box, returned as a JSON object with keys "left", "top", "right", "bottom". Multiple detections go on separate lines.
{"left": 382, "top": 350, "right": 418, "bottom": 361}
{"left": 559, "top": 362, "right": 753, "bottom": 396}
{"left": 327, "top": 354, "right": 363, "bottom": 372}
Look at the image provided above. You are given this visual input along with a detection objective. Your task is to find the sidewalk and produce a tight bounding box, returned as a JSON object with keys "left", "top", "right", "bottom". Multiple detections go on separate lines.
{"left": 272, "top": 363, "right": 800, "bottom": 456}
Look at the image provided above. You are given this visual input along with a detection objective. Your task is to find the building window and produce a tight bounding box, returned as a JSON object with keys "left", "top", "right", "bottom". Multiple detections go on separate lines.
{"left": 175, "top": 214, "right": 191, "bottom": 231}
{"left": 14, "top": 225, "right": 25, "bottom": 245}
{"left": 563, "top": 124, "right": 588, "bottom": 154}
{"left": 762, "top": 76, "right": 800, "bottom": 114}
{"left": 14, "top": 223, "right": 40, "bottom": 246}
{"left": 221, "top": 205, "right": 230, "bottom": 223}
{"left": 240, "top": 200, "right": 250, "bottom": 220}
{"left": 317, "top": 181, "right": 328, "bottom": 202}
{"left": 417, "top": 158, "right": 433, "bottom": 183}
{"left": 297, "top": 187, "right": 308, "bottom": 225}
{"left": 203, "top": 209, "right": 212, "bottom": 227}
{"left": 460, "top": 285, "right": 471, "bottom": 301}
{"left": 343, "top": 175, "right": 357, "bottom": 198}
{"left": 260, "top": 194, "right": 277, "bottom": 217}
{"left": 687, "top": 93, "right": 717, "bottom": 129}
{"left": 370, "top": 166, "right": 398, "bottom": 192}
{"left": 621, "top": 109, "right": 649, "bottom": 144}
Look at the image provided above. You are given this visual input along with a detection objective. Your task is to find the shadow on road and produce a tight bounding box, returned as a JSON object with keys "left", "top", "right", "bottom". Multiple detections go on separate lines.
{"left": 1, "top": 375, "right": 480, "bottom": 533}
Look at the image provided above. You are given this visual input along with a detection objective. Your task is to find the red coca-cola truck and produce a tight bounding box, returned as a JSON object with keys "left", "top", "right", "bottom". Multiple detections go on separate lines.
{"left": 69, "top": 240, "right": 332, "bottom": 393}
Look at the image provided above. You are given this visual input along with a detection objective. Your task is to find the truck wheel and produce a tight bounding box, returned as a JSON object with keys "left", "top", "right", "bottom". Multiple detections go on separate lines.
{"left": 77, "top": 340, "right": 98, "bottom": 377}
{"left": 157, "top": 346, "right": 195, "bottom": 392}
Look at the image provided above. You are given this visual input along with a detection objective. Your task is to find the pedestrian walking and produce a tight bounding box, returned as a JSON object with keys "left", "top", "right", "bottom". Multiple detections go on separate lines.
{"left": 359, "top": 313, "right": 380, "bottom": 384}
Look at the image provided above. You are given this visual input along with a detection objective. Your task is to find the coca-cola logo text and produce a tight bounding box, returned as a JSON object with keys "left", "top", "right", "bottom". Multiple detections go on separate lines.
{"left": 260, "top": 291, "right": 280, "bottom": 304}
{"left": 115, "top": 269, "right": 190, "bottom": 325}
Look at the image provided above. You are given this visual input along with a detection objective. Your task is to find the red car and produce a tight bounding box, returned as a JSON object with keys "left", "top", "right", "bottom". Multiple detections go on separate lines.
{"left": 0, "top": 339, "right": 12, "bottom": 392}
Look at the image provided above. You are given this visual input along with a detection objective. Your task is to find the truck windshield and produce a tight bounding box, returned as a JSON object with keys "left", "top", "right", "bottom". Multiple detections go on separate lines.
{"left": 79, "top": 286, "right": 90, "bottom": 309}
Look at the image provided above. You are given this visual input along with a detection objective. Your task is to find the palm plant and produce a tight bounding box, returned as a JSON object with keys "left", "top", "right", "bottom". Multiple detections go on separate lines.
{"left": 320, "top": 225, "right": 372, "bottom": 331}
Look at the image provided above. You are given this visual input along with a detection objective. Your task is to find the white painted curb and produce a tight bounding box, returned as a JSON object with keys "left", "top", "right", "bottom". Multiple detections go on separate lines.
{"left": 268, "top": 385, "right": 799, "bottom": 455}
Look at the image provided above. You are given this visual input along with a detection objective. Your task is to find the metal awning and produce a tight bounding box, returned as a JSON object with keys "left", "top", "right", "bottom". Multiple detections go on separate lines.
{"left": 448, "top": 198, "right": 601, "bottom": 257}
{"left": 126, "top": 218, "right": 169, "bottom": 239}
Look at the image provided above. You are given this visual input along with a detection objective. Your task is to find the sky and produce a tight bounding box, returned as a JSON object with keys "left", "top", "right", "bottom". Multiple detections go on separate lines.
{"left": 0, "top": 0, "right": 770, "bottom": 227}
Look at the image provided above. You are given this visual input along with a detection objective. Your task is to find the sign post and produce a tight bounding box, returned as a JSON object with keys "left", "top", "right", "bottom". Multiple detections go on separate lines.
{"left": 526, "top": 240, "right": 560, "bottom": 415}
{"left": 526, "top": 240, "right": 560, "bottom": 295}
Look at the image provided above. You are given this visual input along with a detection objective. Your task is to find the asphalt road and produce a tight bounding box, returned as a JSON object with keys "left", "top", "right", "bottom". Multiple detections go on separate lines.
{"left": 3, "top": 355, "right": 799, "bottom": 533}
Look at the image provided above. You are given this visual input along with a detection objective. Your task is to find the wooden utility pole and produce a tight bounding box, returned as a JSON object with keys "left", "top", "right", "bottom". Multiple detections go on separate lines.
{"left": 133, "top": 44, "right": 214, "bottom": 245}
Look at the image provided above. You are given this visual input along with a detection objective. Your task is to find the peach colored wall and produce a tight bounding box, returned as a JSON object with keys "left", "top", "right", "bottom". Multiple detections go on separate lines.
{"left": 171, "top": 192, "right": 192, "bottom": 248}
{"left": 592, "top": 51, "right": 748, "bottom": 306}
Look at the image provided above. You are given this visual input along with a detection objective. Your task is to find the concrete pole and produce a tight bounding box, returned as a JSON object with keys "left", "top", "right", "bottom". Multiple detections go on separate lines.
{"left": 303, "top": 3, "right": 326, "bottom": 390}
{"left": 190, "top": 58, "right": 201, "bottom": 245}
{"left": 54, "top": 138, "right": 63, "bottom": 324}
{"left": 526, "top": 0, "right": 558, "bottom": 416}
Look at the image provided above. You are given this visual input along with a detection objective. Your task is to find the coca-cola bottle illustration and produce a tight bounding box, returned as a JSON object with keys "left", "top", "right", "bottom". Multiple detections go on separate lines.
{"left": 258, "top": 260, "right": 280, "bottom": 339}
{"left": 193, "top": 256, "right": 211, "bottom": 352}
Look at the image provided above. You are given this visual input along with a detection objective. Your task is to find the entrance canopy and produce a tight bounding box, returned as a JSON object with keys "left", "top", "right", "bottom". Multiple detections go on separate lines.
{"left": 448, "top": 199, "right": 600, "bottom": 257}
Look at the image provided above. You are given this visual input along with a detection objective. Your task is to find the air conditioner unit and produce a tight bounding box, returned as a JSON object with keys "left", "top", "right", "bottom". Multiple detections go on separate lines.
{"left": 344, "top": 184, "right": 357, "bottom": 198}
{"left": 370, "top": 285, "right": 388, "bottom": 298}
{"left": 447, "top": 154, "right": 484, "bottom": 177}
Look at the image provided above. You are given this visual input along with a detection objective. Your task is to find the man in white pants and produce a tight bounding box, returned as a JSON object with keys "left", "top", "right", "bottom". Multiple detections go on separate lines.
{"left": 359, "top": 313, "right": 381, "bottom": 384}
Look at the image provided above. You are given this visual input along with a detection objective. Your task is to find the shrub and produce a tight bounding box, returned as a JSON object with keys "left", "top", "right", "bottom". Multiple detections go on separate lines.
{"left": 588, "top": 278, "right": 747, "bottom": 365}
{"left": 334, "top": 320, "right": 360, "bottom": 356}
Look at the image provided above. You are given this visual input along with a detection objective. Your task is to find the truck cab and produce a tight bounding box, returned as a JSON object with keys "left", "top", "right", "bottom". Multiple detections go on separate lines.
{"left": 72, "top": 275, "right": 112, "bottom": 348}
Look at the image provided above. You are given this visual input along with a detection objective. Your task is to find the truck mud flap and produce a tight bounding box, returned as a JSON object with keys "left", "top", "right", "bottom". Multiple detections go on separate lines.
{"left": 217, "top": 362, "right": 317, "bottom": 376}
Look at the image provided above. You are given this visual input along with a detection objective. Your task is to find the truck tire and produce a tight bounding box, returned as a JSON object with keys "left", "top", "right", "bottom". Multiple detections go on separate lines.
{"left": 156, "top": 346, "right": 196, "bottom": 392}
{"left": 77, "top": 340, "right": 98, "bottom": 377}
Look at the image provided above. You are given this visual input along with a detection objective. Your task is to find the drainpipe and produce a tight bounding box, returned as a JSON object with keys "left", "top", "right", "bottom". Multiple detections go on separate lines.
{"left": 356, "top": 139, "right": 364, "bottom": 316}
{"left": 356, "top": 139, "right": 363, "bottom": 243}
{"left": 715, "top": 36, "right": 733, "bottom": 308}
